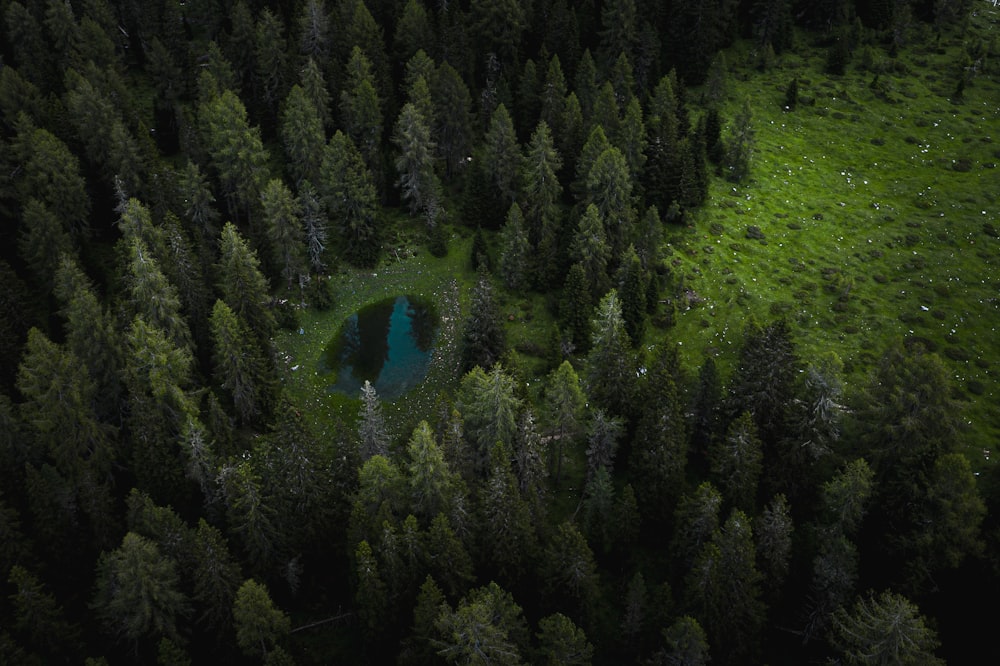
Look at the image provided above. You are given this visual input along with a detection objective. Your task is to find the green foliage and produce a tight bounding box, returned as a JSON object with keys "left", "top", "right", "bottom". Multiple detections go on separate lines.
{"left": 585, "top": 289, "right": 634, "bottom": 417}
{"left": 233, "top": 579, "right": 290, "bottom": 658}
{"left": 92, "top": 532, "right": 190, "bottom": 646}
{"left": 536, "top": 612, "right": 594, "bottom": 665}
{"left": 829, "top": 590, "right": 943, "bottom": 666}
{"left": 319, "top": 131, "right": 382, "bottom": 267}
{"left": 460, "top": 272, "right": 507, "bottom": 374}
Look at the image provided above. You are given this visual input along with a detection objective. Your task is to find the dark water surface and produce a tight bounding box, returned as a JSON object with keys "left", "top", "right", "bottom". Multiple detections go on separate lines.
{"left": 321, "top": 295, "right": 438, "bottom": 400}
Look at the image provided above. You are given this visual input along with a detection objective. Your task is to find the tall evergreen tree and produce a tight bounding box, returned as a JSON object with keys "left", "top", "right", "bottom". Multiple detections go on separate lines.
{"left": 358, "top": 380, "right": 389, "bottom": 460}
{"left": 570, "top": 204, "right": 612, "bottom": 305}
{"left": 280, "top": 84, "right": 326, "bottom": 186}
{"left": 340, "top": 46, "right": 383, "bottom": 180}
{"left": 260, "top": 178, "right": 306, "bottom": 289}
{"left": 431, "top": 61, "right": 474, "bottom": 180}
{"left": 393, "top": 102, "right": 441, "bottom": 215}
{"left": 458, "top": 364, "right": 522, "bottom": 476}
{"left": 217, "top": 222, "right": 277, "bottom": 346}
{"left": 92, "top": 532, "right": 190, "bottom": 648}
{"left": 319, "top": 130, "right": 381, "bottom": 266}
{"left": 499, "top": 203, "right": 531, "bottom": 292}
{"left": 543, "top": 360, "right": 588, "bottom": 485}
{"left": 210, "top": 299, "right": 272, "bottom": 427}
{"left": 233, "top": 578, "right": 290, "bottom": 660}
{"left": 585, "top": 289, "right": 634, "bottom": 418}
{"left": 460, "top": 270, "right": 507, "bottom": 374}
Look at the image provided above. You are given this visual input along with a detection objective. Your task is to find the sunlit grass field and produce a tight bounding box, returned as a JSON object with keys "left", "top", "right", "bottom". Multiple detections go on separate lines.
{"left": 667, "top": 8, "right": 1000, "bottom": 462}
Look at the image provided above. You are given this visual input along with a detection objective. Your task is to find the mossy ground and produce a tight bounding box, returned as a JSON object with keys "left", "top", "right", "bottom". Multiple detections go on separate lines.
{"left": 275, "top": 228, "right": 474, "bottom": 443}
{"left": 278, "top": 7, "right": 1000, "bottom": 471}
{"left": 667, "top": 9, "right": 1000, "bottom": 465}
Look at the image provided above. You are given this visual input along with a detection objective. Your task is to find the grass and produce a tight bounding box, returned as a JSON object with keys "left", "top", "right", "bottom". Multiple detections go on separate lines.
{"left": 275, "top": 228, "right": 475, "bottom": 444}
{"left": 667, "top": 10, "right": 1000, "bottom": 464}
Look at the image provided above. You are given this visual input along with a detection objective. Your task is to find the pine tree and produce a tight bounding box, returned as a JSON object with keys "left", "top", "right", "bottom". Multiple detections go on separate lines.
{"left": 198, "top": 89, "right": 271, "bottom": 224}
{"left": 686, "top": 510, "right": 765, "bottom": 666}
{"left": 541, "top": 361, "right": 586, "bottom": 486}
{"left": 522, "top": 120, "right": 564, "bottom": 286}
{"left": 358, "top": 380, "right": 389, "bottom": 460}
{"left": 260, "top": 178, "right": 306, "bottom": 289}
{"left": 431, "top": 61, "right": 474, "bottom": 180}
{"left": 299, "top": 181, "right": 329, "bottom": 275}
{"left": 92, "top": 532, "right": 190, "bottom": 647}
{"left": 458, "top": 365, "right": 521, "bottom": 476}
{"left": 434, "top": 582, "right": 528, "bottom": 665}
{"left": 570, "top": 204, "right": 611, "bottom": 304}
{"left": 210, "top": 299, "right": 272, "bottom": 426}
{"left": 319, "top": 131, "right": 381, "bottom": 266}
{"left": 7, "top": 565, "right": 82, "bottom": 660}
{"left": 710, "top": 412, "right": 764, "bottom": 512}
{"left": 537, "top": 613, "right": 594, "bottom": 665}
{"left": 829, "top": 591, "right": 943, "bottom": 666}
{"left": 280, "top": 84, "right": 325, "bottom": 186}
{"left": 19, "top": 198, "right": 74, "bottom": 293}
{"left": 460, "top": 270, "right": 507, "bottom": 374}
{"left": 233, "top": 579, "right": 290, "bottom": 659}
{"left": 585, "top": 289, "right": 634, "bottom": 417}
{"left": 499, "top": 202, "right": 531, "bottom": 291}
{"left": 217, "top": 222, "right": 277, "bottom": 346}
{"left": 394, "top": 0, "right": 434, "bottom": 65}
{"left": 586, "top": 409, "right": 624, "bottom": 478}
{"left": 12, "top": 118, "right": 91, "bottom": 233}
{"left": 481, "top": 103, "right": 523, "bottom": 218}
{"left": 631, "top": 348, "right": 688, "bottom": 524}
{"left": 672, "top": 482, "right": 723, "bottom": 568}
{"left": 586, "top": 147, "right": 635, "bottom": 260}
{"left": 393, "top": 102, "right": 440, "bottom": 215}
{"left": 561, "top": 263, "right": 593, "bottom": 354}
{"left": 340, "top": 46, "right": 383, "bottom": 178}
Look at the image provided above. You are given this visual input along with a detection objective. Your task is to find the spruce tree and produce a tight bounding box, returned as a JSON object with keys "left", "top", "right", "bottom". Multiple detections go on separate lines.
{"left": 460, "top": 269, "right": 507, "bottom": 374}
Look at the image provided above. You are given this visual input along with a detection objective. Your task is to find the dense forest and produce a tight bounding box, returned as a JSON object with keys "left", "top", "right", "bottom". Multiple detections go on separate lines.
{"left": 1, "top": 0, "right": 999, "bottom": 663}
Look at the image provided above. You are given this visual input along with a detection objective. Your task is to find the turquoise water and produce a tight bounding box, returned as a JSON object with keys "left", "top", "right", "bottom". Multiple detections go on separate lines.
{"left": 321, "top": 295, "right": 438, "bottom": 400}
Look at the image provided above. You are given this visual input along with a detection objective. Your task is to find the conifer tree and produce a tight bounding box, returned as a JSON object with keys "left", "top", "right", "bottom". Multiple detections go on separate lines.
{"left": 218, "top": 222, "right": 277, "bottom": 346}
{"left": 570, "top": 204, "right": 611, "bottom": 302}
{"left": 233, "top": 578, "right": 290, "bottom": 659}
{"left": 358, "top": 380, "right": 389, "bottom": 460}
{"left": 537, "top": 612, "right": 594, "bottom": 665}
{"left": 300, "top": 57, "right": 332, "bottom": 129}
{"left": 431, "top": 61, "right": 474, "bottom": 180}
{"left": 586, "top": 147, "right": 635, "bottom": 260}
{"left": 393, "top": 102, "right": 440, "bottom": 215}
{"left": 458, "top": 365, "right": 521, "bottom": 476}
{"left": 725, "top": 97, "right": 756, "bottom": 183}
{"left": 19, "top": 198, "right": 74, "bottom": 293}
{"left": 319, "top": 130, "right": 381, "bottom": 266}
{"left": 199, "top": 89, "right": 271, "bottom": 225}
{"left": 499, "top": 202, "right": 531, "bottom": 291}
{"left": 543, "top": 360, "right": 587, "bottom": 485}
{"left": 394, "top": 0, "right": 434, "bottom": 65}
{"left": 340, "top": 46, "right": 383, "bottom": 178}
{"left": 560, "top": 262, "right": 594, "bottom": 354}
{"left": 260, "top": 178, "right": 306, "bottom": 289}
{"left": 92, "top": 532, "right": 190, "bottom": 647}
{"left": 585, "top": 289, "right": 634, "bottom": 417}
{"left": 710, "top": 412, "right": 764, "bottom": 513}
{"left": 460, "top": 270, "right": 507, "bottom": 374}
{"left": 280, "top": 84, "right": 325, "bottom": 186}
{"left": 210, "top": 299, "right": 272, "bottom": 426}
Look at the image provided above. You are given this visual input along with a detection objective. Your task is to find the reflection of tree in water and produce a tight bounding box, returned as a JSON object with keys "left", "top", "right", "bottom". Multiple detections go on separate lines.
{"left": 406, "top": 295, "right": 438, "bottom": 351}
{"left": 349, "top": 298, "right": 393, "bottom": 382}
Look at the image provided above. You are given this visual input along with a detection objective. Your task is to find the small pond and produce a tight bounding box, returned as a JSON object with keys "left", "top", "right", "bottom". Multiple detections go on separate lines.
{"left": 321, "top": 295, "right": 438, "bottom": 400}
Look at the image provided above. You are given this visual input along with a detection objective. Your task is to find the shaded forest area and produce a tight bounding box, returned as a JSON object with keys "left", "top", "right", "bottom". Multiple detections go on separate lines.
{"left": 1, "top": 0, "right": 999, "bottom": 664}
